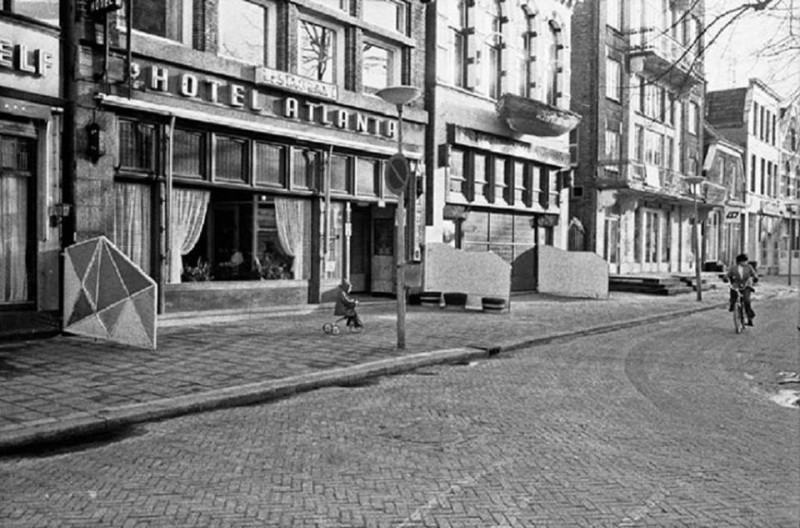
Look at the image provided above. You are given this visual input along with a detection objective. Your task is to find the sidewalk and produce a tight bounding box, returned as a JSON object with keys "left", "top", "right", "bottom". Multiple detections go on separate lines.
{"left": 1, "top": 276, "right": 795, "bottom": 451}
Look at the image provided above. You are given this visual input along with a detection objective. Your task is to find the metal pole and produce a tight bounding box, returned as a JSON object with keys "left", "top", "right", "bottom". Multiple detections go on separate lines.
{"left": 694, "top": 190, "right": 702, "bottom": 301}
{"left": 396, "top": 104, "right": 406, "bottom": 350}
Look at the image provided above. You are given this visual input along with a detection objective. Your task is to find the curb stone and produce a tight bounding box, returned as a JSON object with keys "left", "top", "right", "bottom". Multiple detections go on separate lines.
{"left": 0, "top": 297, "right": 778, "bottom": 452}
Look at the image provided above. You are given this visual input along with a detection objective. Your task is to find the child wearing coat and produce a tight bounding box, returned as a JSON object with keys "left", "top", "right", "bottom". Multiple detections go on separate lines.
{"left": 334, "top": 278, "right": 362, "bottom": 329}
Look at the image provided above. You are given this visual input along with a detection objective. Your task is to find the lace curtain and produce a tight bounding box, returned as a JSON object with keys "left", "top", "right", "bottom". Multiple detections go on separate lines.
{"left": 274, "top": 197, "right": 304, "bottom": 277}
{"left": 0, "top": 175, "right": 28, "bottom": 302}
{"left": 170, "top": 188, "right": 209, "bottom": 283}
{"left": 113, "top": 182, "right": 152, "bottom": 274}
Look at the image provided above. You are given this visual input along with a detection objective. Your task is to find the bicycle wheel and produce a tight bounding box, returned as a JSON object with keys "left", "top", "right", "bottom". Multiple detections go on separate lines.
{"left": 733, "top": 302, "right": 744, "bottom": 333}
{"left": 323, "top": 322, "right": 334, "bottom": 334}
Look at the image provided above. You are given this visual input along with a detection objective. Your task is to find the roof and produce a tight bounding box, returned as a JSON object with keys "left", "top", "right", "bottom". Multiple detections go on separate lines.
{"left": 706, "top": 88, "right": 748, "bottom": 128}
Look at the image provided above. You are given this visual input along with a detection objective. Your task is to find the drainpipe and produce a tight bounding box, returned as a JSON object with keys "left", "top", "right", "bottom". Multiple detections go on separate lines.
{"left": 60, "top": 0, "right": 77, "bottom": 249}
{"left": 162, "top": 115, "right": 175, "bottom": 314}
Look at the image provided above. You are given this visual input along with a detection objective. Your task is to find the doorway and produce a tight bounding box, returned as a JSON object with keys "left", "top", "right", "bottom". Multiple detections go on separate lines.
{"left": 349, "top": 205, "right": 371, "bottom": 292}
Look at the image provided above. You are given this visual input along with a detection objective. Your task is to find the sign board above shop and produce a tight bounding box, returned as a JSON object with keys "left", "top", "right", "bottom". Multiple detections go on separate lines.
{"left": 254, "top": 67, "right": 338, "bottom": 101}
{"left": 0, "top": 20, "right": 59, "bottom": 99}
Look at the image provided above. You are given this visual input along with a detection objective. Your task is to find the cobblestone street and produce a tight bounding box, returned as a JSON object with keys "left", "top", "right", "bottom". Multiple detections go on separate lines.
{"left": 1, "top": 295, "right": 797, "bottom": 527}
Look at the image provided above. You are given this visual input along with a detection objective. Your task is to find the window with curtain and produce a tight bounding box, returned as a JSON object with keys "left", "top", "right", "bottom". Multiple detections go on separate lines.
{"left": 113, "top": 182, "right": 153, "bottom": 276}
{"left": 0, "top": 135, "right": 33, "bottom": 303}
{"left": 513, "top": 161, "right": 527, "bottom": 206}
{"left": 493, "top": 157, "right": 508, "bottom": 205}
{"left": 169, "top": 187, "right": 209, "bottom": 283}
{"left": 215, "top": 135, "right": 247, "bottom": 183}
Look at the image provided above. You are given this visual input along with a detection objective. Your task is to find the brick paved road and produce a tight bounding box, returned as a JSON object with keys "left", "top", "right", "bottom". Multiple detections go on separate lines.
{"left": 1, "top": 296, "right": 797, "bottom": 527}
{"left": 0, "top": 287, "right": 741, "bottom": 435}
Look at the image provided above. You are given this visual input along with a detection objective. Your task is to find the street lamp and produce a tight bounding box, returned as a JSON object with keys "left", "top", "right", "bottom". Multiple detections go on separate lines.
{"left": 376, "top": 85, "right": 421, "bottom": 350}
{"left": 684, "top": 175, "right": 706, "bottom": 301}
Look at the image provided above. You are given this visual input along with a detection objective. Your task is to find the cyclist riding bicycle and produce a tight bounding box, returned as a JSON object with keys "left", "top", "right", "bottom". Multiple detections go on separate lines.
{"left": 724, "top": 253, "right": 758, "bottom": 326}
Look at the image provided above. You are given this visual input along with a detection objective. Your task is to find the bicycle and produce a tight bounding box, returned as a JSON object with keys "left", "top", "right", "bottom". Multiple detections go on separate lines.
{"left": 730, "top": 285, "right": 747, "bottom": 334}
{"left": 322, "top": 316, "right": 364, "bottom": 335}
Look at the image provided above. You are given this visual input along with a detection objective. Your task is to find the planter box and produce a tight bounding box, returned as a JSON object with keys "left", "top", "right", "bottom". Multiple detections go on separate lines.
{"left": 165, "top": 280, "right": 308, "bottom": 313}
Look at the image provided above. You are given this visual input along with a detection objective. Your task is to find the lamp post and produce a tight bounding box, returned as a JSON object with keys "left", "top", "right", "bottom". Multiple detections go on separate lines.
{"left": 684, "top": 175, "right": 706, "bottom": 301}
{"left": 376, "top": 86, "right": 421, "bottom": 350}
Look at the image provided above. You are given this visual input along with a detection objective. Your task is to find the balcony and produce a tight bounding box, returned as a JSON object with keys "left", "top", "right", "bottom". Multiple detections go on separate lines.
{"left": 496, "top": 94, "right": 582, "bottom": 137}
{"left": 596, "top": 160, "right": 696, "bottom": 200}
{"left": 627, "top": 29, "right": 704, "bottom": 91}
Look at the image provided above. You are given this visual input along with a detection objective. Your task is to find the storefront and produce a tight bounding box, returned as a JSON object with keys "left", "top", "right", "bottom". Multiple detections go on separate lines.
{"left": 79, "top": 61, "right": 424, "bottom": 312}
{"left": 0, "top": 19, "right": 62, "bottom": 315}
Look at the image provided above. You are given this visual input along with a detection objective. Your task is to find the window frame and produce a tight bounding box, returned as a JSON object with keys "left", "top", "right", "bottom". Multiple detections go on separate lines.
{"left": 297, "top": 16, "right": 345, "bottom": 85}
{"left": 218, "top": 0, "right": 277, "bottom": 68}
{"left": 361, "top": 37, "right": 400, "bottom": 93}
{"left": 127, "top": 0, "right": 194, "bottom": 46}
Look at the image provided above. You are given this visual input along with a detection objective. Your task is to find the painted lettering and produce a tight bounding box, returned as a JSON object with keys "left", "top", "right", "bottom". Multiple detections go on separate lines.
{"left": 180, "top": 74, "right": 198, "bottom": 97}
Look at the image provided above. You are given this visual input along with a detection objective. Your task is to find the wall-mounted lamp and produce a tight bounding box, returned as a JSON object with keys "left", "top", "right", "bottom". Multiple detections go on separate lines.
{"left": 86, "top": 122, "right": 104, "bottom": 163}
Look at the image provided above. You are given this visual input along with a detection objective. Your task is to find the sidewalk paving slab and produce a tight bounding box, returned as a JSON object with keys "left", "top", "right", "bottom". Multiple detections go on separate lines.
{"left": 0, "top": 275, "right": 795, "bottom": 452}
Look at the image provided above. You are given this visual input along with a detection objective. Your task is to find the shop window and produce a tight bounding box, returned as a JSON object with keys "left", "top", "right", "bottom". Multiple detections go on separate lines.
{"left": 356, "top": 157, "right": 379, "bottom": 197}
{"left": 256, "top": 199, "right": 310, "bottom": 280}
{"left": 363, "top": 0, "right": 408, "bottom": 34}
{"left": 173, "top": 129, "right": 205, "bottom": 180}
{"left": 219, "top": 0, "right": 275, "bottom": 67}
{"left": 362, "top": 40, "right": 397, "bottom": 92}
{"left": 112, "top": 182, "right": 153, "bottom": 276}
{"left": 214, "top": 135, "right": 247, "bottom": 183}
{"left": 6, "top": 0, "right": 59, "bottom": 25}
{"left": 462, "top": 211, "right": 489, "bottom": 253}
{"left": 119, "top": 120, "right": 157, "bottom": 173}
{"left": 0, "top": 135, "right": 34, "bottom": 303}
{"left": 323, "top": 201, "right": 345, "bottom": 279}
{"left": 255, "top": 142, "right": 286, "bottom": 188}
{"left": 292, "top": 147, "right": 318, "bottom": 190}
{"left": 131, "top": 0, "right": 193, "bottom": 46}
{"left": 298, "top": 19, "right": 340, "bottom": 84}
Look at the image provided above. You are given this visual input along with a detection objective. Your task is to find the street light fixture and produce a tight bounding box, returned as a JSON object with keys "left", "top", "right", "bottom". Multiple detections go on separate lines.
{"left": 376, "top": 85, "right": 421, "bottom": 350}
{"left": 684, "top": 175, "right": 706, "bottom": 301}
